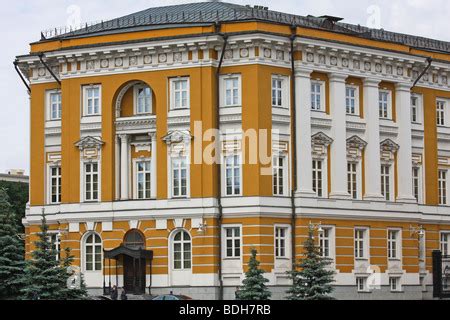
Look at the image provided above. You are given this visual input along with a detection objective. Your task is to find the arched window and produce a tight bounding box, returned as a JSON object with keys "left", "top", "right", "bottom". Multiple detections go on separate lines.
{"left": 124, "top": 230, "right": 145, "bottom": 250}
{"left": 172, "top": 230, "right": 191, "bottom": 270}
{"left": 84, "top": 233, "right": 102, "bottom": 271}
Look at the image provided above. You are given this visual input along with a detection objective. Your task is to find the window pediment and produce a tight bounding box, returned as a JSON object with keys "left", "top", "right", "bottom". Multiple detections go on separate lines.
{"left": 347, "top": 136, "right": 367, "bottom": 162}
{"left": 75, "top": 136, "right": 105, "bottom": 151}
{"left": 380, "top": 139, "right": 399, "bottom": 163}
{"left": 162, "top": 130, "right": 192, "bottom": 145}
{"left": 311, "top": 132, "right": 333, "bottom": 159}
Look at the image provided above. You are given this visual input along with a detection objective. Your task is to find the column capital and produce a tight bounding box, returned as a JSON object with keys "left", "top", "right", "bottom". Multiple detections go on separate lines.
{"left": 395, "top": 82, "right": 412, "bottom": 92}
{"left": 363, "top": 78, "right": 381, "bottom": 87}
{"left": 328, "top": 73, "right": 348, "bottom": 82}
{"left": 119, "top": 134, "right": 129, "bottom": 142}
{"left": 294, "top": 67, "right": 313, "bottom": 79}
{"left": 148, "top": 132, "right": 157, "bottom": 140}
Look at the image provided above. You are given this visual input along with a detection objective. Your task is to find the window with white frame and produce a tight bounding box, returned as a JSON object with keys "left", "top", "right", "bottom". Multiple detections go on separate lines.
{"left": 437, "top": 100, "right": 446, "bottom": 127}
{"left": 346, "top": 86, "right": 358, "bottom": 115}
{"left": 319, "top": 228, "right": 331, "bottom": 258}
{"left": 84, "top": 162, "right": 99, "bottom": 202}
{"left": 412, "top": 167, "right": 422, "bottom": 203}
{"left": 49, "top": 166, "right": 61, "bottom": 204}
{"left": 173, "top": 230, "right": 191, "bottom": 270}
{"left": 48, "top": 233, "right": 61, "bottom": 261}
{"left": 355, "top": 229, "right": 367, "bottom": 259}
{"left": 224, "top": 154, "right": 241, "bottom": 196}
{"left": 439, "top": 169, "right": 448, "bottom": 205}
{"left": 135, "top": 85, "right": 152, "bottom": 114}
{"left": 83, "top": 85, "right": 101, "bottom": 116}
{"left": 273, "top": 155, "right": 286, "bottom": 196}
{"left": 311, "top": 81, "right": 324, "bottom": 111}
{"left": 49, "top": 91, "right": 62, "bottom": 120}
{"left": 356, "top": 277, "right": 367, "bottom": 292}
{"left": 272, "top": 76, "right": 288, "bottom": 108}
{"left": 275, "top": 227, "right": 288, "bottom": 258}
{"left": 379, "top": 90, "right": 391, "bottom": 119}
{"left": 441, "top": 233, "right": 450, "bottom": 255}
{"left": 312, "top": 159, "right": 324, "bottom": 198}
{"left": 381, "top": 164, "right": 392, "bottom": 201}
{"left": 390, "top": 277, "right": 401, "bottom": 292}
{"left": 223, "top": 76, "right": 241, "bottom": 107}
{"left": 171, "top": 157, "right": 188, "bottom": 198}
{"left": 171, "top": 78, "right": 189, "bottom": 110}
{"left": 388, "top": 229, "right": 401, "bottom": 260}
{"left": 411, "top": 95, "right": 421, "bottom": 124}
{"left": 225, "top": 227, "right": 241, "bottom": 258}
{"left": 84, "top": 233, "right": 102, "bottom": 271}
{"left": 136, "top": 160, "right": 151, "bottom": 199}
{"left": 347, "top": 162, "right": 359, "bottom": 200}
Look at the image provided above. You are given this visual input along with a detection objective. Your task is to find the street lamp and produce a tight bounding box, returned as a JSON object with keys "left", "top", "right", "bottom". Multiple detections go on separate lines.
{"left": 410, "top": 225, "right": 425, "bottom": 238}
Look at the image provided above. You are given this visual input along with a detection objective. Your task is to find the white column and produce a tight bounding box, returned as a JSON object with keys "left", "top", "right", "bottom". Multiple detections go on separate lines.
{"left": 363, "top": 78, "right": 383, "bottom": 201}
{"left": 150, "top": 132, "right": 157, "bottom": 199}
{"left": 120, "top": 134, "right": 129, "bottom": 201}
{"left": 329, "top": 73, "right": 351, "bottom": 199}
{"left": 396, "top": 82, "right": 416, "bottom": 202}
{"left": 115, "top": 135, "right": 120, "bottom": 200}
{"left": 295, "top": 68, "right": 315, "bottom": 197}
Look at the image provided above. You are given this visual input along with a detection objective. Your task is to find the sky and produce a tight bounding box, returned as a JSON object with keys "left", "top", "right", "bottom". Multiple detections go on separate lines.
{"left": 0, "top": 0, "right": 449, "bottom": 175}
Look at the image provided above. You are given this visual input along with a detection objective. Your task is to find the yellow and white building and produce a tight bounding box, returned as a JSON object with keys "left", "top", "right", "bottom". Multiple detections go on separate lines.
{"left": 15, "top": 2, "right": 450, "bottom": 299}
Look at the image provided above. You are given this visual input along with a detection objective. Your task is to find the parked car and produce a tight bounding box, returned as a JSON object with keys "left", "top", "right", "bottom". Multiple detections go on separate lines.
{"left": 152, "top": 294, "right": 192, "bottom": 300}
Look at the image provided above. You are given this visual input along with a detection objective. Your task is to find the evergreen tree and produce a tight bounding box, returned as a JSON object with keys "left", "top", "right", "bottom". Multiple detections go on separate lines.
{"left": 20, "top": 212, "right": 68, "bottom": 300}
{"left": 0, "top": 188, "right": 25, "bottom": 299}
{"left": 236, "top": 249, "right": 271, "bottom": 300}
{"left": 287, "top": 226, "right": 336, "bottom": 300}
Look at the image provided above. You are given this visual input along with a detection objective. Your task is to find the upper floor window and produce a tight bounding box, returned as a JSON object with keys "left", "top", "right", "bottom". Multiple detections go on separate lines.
{"left": 411, "top": 95, "right": 422, "bottom": 124}
{"left": 439, "top": 169, "right": 447, "bottom": 205}
{"left": 223, "top": 76, "right": 241, "bottom": 107}
{"left": 170, "top": 78, "right": 189, "bottom": 110}
{"left": 346, "top": 86, "right": 358, "bottom": 115}
{"left": 224, "top": 227, "right": 241, "bottom": 258}
{"left": 224, "top": 154, "right": 241, "bottom": 196}
{"left": 136, "top": 160, "right": 151, "bottom": 199}
{"left": 441, "top": 233, "right": 450, "bottom": 255}
{"left": 354, "top": 229, "right": 368, "bottom": 259}
{"left": 83, "top": 85, "right": 101, "bottom": 116}
{"left": 171, "top": 157, "right": 188, "bottom": 198}
{"left": 135, "top": 85, "right": 152, "bottom": 114}
{"left": 412, "top": 167, "right": 422, "bottom": 203}
{"left": 379, "top": 90, "right": 392, "bottom": 119}
{"left": 381, "top": 164, "right": 392, "bottom": 201}
{"left": 347, "top": 162, "right": 359, "bottom": 200}
{"left": 275, "top": 227, "right": 288, "bottom": 258}
{"left": 273, "top": 155, "right": 286, "bottom": 196}
{"left": 388, "top": 229, "right": 400, "bottom": 260}
{"left": 48, "top": 91, "right": 62, "bottom": 120}
{"left": 83, "top": 233, "right": 102, "bottom": 272}
{"left": 312, "top": 159, "right": 324, "bottom": 198}
{"left": 172, "top": 230, "right": 192, "bottom": 270}
{"left": 311, "top": 81, "right": 324, "bottom": 111}
{"left": 272, "top": 76, "right": 288, "bottom": 108}
{"left": 437, "top": 100, "right": 446, "bottom": 127}
{"left": 84, "top": 162, "right": 99, "bottom": 202}
{"left": 49, "top": 166, "right": 61, "bottom": 204}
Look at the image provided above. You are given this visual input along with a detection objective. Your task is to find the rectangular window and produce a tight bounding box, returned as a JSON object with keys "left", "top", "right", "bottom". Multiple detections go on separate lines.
{"left": 225, "top": 227, "right": 241, "bottom": 258}
{"left": 84, "top": 162, "right": 99, "bottom": 201}
{"left": 172, "top": 157, "right": 187, "bottom": 198}
{"left": 224, "top": 77, "right": 240, "bottom": 107}
{"left": 437, "top": 100, "right": 446, "bottom": 126}
{"left": 311, "top": 82, "right": 323, "bottom": 111}
{"left": 136, "top": 161, "right": 151, "bottom": 199}
{"left": 312, "top": 160, "right": 324, "bottom": 198}
{"left": 346, "top": 86, "right": 357, "bottom": 115}
{"left": 48, "top": 233, "right": 61, "bottom": 261}
{"left": 171, "top": 79, "right": 189, "bottom": 110}
{"left": 273, "top": 156, "right": 286, "bottom": 196}
{"left": 411, "top": 96, "right": 419, "bottom": 123}
{"left": 356, "top": 277, "right": 366, "bottom": 292}
{"left": 412, "top": 167, "right": 420, "bottom": 202}
{"left": 225, "top": 154, "right": 241, "bottom": 196}
{"left": 50, "top": 166, "right": 61, "bottom": 204}
{"left": 381, "top": 165, "right": 392, "bottom": 201}
{"left": 441, "top": 233, "right": 450, "bottom": 255}
{"left": 319, "top": 228, "right": 331, "bottom": 258}
{"left": 388, "top": 230, "right": 400, "bottom": 260}
{"left": 347, "top": 162, "right": 358, "bottom": 200}
{"left": 49, "top": 91, "right": 62, "bottom": 120}
{"left": 390, "top": 277, "right": 400, "bottom": 292}
{"left": 135, "top": 86, "right": 152, "bottom": 114}
{"left": 272, "top": 78, "right": 283, "bottom": 107}
{"left": 275, "top": 227, "right": 287, "bottom": 258}
{"left": 439, "top": 170, "right": 447, "bottom": 205}
{"left": 84, "top": 86, "right": 101, "bottom": 116}
{"left": 379, "top": 91, "right": 390, "bottom": 119}
{"left": 355, "top": 229, "right": 366, "bottom": 259}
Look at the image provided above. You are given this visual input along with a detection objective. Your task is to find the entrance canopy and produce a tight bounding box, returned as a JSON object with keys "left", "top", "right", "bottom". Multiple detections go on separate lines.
{"left": 104, "top": 245, "right": 153, "bottom": 260}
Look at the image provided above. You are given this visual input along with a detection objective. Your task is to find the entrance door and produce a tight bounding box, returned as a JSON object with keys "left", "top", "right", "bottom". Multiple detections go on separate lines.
{"left": 123, "top": 256, "right": 146, "bottom": 294}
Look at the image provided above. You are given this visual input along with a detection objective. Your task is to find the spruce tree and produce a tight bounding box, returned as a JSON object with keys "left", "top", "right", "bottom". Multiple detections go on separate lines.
{"left": 0, "top": 188, "right": 25, "bottom": 299}
{"left": 287, "top": 226, "right": 336, "bottom": 300}
{"left": 236, "top": 249, "right": 271, "bottom": 300}
{"left": 20, "top": 212, "right": 67, "bottom": 300}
